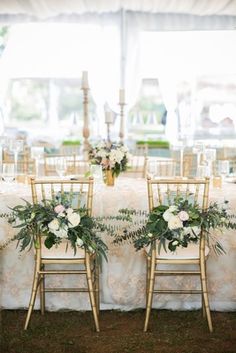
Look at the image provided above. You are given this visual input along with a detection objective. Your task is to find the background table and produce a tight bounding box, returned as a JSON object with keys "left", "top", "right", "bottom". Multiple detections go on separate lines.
{"left": 0, "top": 178, "right": 236, "bottom": 311}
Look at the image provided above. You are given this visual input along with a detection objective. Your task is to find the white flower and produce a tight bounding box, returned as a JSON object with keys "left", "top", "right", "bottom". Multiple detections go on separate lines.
{"left": 110, "top": 149, "right": 124, "bottom": 164}
{"left": 172, "top": 240, "right": 179, "bottom": 246}
{"left": 68, "top": 212, "right": 81, "bottom": 228}
{"left": 191, "top": 226, "right": 201, "bottom": 236}
{"left": 48, "top": 218, "right": 59, "bottom": 231}
{"left": 120, "top": 146, "right": 128, "bottom": 153}
{"left": 76, "top": 238, "right": 84, "bottom": 247}
{"left": 168, "top": 205, "right": 178, "bottom": 213}
{"left": 148, "top": 233, "right": 153, "bottom": 238}
{"left": 66, "top": 208, "right": 74, "bottom": 216}
{"left": 168, "top": 215, "right": 183, "bottom": 230}
{"left": 163, "top": 210, "right": 173, "bottom": 222}
{"left": 96, "top": 150, "right": 107, "bottom": 158}
{"left": 54, "top": 225, "right": 68, "bottom": 239}
{"left": 178, "top": 211, "right": 189, "bottom": 221}
{"left": 183, "top": 226, "right": 192, "bottom": 235}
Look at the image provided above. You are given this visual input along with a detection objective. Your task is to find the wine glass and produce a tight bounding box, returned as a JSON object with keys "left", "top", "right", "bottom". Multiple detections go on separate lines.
{"left": 2, "top": 163, "right": 15, "bottom": 183}
{"left": 147, "top": 161, "right": 157, "bottom": 178}
{"left": 56, "top": 158, "right": 67, "bottom": 178}
{"left": 90, "top": 165, "right": 103, "bottom": 182}
{"left": 31, "top": 147, "right": 44, "bottom": 176}
{"left": 8, "top": 139, "right": 24, "bottom": 174}
{"left": 218, "top": 160, "right": 230, "bottom": 181}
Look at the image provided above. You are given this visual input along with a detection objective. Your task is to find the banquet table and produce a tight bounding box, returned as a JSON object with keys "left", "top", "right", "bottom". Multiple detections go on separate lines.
{"left": 0, "top": 177, "right": 236, "bottom": 312}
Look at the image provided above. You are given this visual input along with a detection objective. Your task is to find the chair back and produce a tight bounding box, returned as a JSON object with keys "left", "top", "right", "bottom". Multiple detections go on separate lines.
{"left": 30, "top": 177, "right": 94, "bottom": 216}
{"left": 147, "top": 177, "right": 210, "bottom": 211}
{"left": 147, "top": 158, "right": 176, "bottom": 178}
{"left": 66, "top": 159, "right": 90, "bottom": 176}
{"left": 125, "top": 155, "right": 147, "bottom": 178}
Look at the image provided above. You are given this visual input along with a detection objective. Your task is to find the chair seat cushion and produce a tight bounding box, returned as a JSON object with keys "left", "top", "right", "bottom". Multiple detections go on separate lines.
{"left": 146, "top": 243, "right": 210, "bottom": 259}
{"left": 41, "top": 242, "right": 85, "bottom": 259}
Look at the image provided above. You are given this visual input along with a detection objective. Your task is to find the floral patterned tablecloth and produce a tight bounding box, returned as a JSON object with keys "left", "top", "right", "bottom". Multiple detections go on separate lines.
{"left": 0, "top": 178, "right": 235, "bottom": 311}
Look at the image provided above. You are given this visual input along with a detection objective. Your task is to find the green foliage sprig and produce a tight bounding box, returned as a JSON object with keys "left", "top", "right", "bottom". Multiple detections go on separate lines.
{"left": 5, "top": 194, "right": 108, "bottom": 261}
{"left": 110, "top": 198, "right": 236, "bottom": 255}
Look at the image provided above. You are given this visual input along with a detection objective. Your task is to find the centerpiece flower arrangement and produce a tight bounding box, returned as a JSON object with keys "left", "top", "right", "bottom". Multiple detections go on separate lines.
{"left": 111, "top": 198, "right": 236, "bottom": 255}
{"left": 6, "top": 194, "right": 108, "bottom": 260}
{"left": 89, "top": 141, "right": 130, "bottom": 185}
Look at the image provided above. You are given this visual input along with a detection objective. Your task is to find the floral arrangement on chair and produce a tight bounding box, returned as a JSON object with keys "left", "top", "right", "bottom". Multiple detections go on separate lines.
{"left": 111, "top": 198, "right": 236, "bottom": 255}
{"left": 89, "top": 141, "right": 130, "bottom": 177}
{"left": 7, "top": 194, "right": 108, "bottom": 260}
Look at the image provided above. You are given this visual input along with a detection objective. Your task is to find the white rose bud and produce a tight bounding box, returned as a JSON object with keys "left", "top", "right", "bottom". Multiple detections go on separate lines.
{"left": 77, "top": 238, "right": 84, "bottom": 247}
{"left": 168, "top": 215, "right": 183, "bottom": 230}
{"left": 48, "top": 218, "right": 59, "bottom": 231}
{"left": 172, "top": 240, "right": 179, "bottom": 246}
{"left": 163, "top": 210, "right": 172, "bottom": 222}
{"left": 68, "top": 212, "right": 81, "bottom": 228}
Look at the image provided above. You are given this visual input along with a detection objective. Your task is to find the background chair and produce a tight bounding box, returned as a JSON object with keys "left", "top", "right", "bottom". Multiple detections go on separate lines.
{"left": 124, "top": 155, "right": 148, "bottom": 178}
{"left": 146, "top": 158, "right": 177, "bottom": 178}
{"left": 144, "top": 176, "right": 212, "bottom": 332}
{"left": 24, "top": 177, "right": 100, "bottom": 332}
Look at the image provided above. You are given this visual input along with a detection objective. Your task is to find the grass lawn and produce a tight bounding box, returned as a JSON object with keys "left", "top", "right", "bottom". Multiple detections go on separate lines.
{"left": 1, "top": 310, "right": 236, "bottom": 353}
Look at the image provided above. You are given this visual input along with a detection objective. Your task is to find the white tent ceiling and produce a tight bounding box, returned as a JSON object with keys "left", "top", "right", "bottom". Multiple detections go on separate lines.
{"left": 0, "top": 0, "right": 235, "bottom": 18}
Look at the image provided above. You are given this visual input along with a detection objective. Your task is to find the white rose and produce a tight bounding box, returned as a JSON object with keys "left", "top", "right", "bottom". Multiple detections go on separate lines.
{"left": 66, "top": 208, "right": 74, "bottom": 216}
{"left": 163, "top": 210, "right": 173, "bottom": 222}
{"left": 168, "top": 215, "right": 183, "bottom": 230}
{"left": 54, "top": 225, "right": 68, "bottom": 239}
{"left": 48, "top": 218, "right": 59, "bottom": 231}
{"left": 76, "top": 238, "right": 84, "bottom": 247}
{"left": 68, "top": 212, "right": 81, "bottom": 228}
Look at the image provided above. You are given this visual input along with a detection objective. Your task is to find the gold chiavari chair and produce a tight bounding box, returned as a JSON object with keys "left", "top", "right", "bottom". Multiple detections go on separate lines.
{"left": 24, "top": 177, "right": 100, "bottom": 332}
{"left": 147, "top": 158, "right": 177, "bottom": 178}
{"left": 124, "top": 155, "right": 148, "bottom": 178}
{"left": 183, "top": 153, "right": 198, "bottom": 177}
{"left": 144, "top": 176, "right": 213, "bottom": 332}
{"left": 44, "top": 154, "right": 76, "bottom": 176}
{"left": 2, "top": 159, "right": 36, "bottom": 175}
{"left": 67, "top": 159, "right": 90, "bottom": 176}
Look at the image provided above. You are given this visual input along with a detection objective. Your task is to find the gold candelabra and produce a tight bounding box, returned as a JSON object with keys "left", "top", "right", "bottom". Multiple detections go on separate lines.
{"left": 81, "top": 71, "right": 90, "bottom": 159}
{"left": 119, "top": 89, "right": 125, "bottom": 143}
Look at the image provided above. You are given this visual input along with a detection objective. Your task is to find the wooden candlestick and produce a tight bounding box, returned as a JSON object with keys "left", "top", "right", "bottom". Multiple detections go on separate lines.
{"left": 81, "top": 86, "right": 90, "bottom": 159}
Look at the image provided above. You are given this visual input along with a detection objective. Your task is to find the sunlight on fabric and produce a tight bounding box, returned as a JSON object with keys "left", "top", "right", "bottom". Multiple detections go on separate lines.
{"left": 0, "top": 23, "right": 119, "bottom": 79}
{"left": 140, "top": 30, "right": 236, "bottom": 79}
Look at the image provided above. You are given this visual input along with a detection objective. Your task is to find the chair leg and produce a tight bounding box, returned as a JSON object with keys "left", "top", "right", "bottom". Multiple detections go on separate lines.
{"left": 95, "top": 258, "right": 100, "bottom": 316}
{"left": 85, "top": 254, "right": 100, "bottom": 332}
{"left": 144, "top": 254, "right": 155, "bottom": 332}
{"left": 200, "top": 258, "right": 213, "bottom": 332}
{"left": 24, "top": 261, "right": 40, "bottom": 330}
{"left": 201, "top": 292, "right": 206, "bottom": 318}
{"left": 146, "top": 256, "right": 151, "bottom": 307}
{"left": 40, "top": 264, "right": 45, "bottom": 315}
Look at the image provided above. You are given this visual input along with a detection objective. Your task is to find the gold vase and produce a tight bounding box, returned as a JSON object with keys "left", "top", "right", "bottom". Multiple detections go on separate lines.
{"left": 105, "top": 169, "right": 115, "bottom": 186}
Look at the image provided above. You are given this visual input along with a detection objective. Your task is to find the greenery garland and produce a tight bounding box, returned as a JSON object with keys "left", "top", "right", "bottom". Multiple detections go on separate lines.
{"left": 109, "top": 198, "right": 236, "bottom": 255}
{"left": 2, "top": 193, "right": 108, "bottom": 261}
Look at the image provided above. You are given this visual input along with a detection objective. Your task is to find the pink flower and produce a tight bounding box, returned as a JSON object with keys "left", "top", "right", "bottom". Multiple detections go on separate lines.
{"left": 101, "top": 158, "right": 111, "bottom": 169}
{"left": 54, "top": 204, "right": 65, "bottom": 214}
{"left": 178, "top": 211, "right": 189, "bottom": 221}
